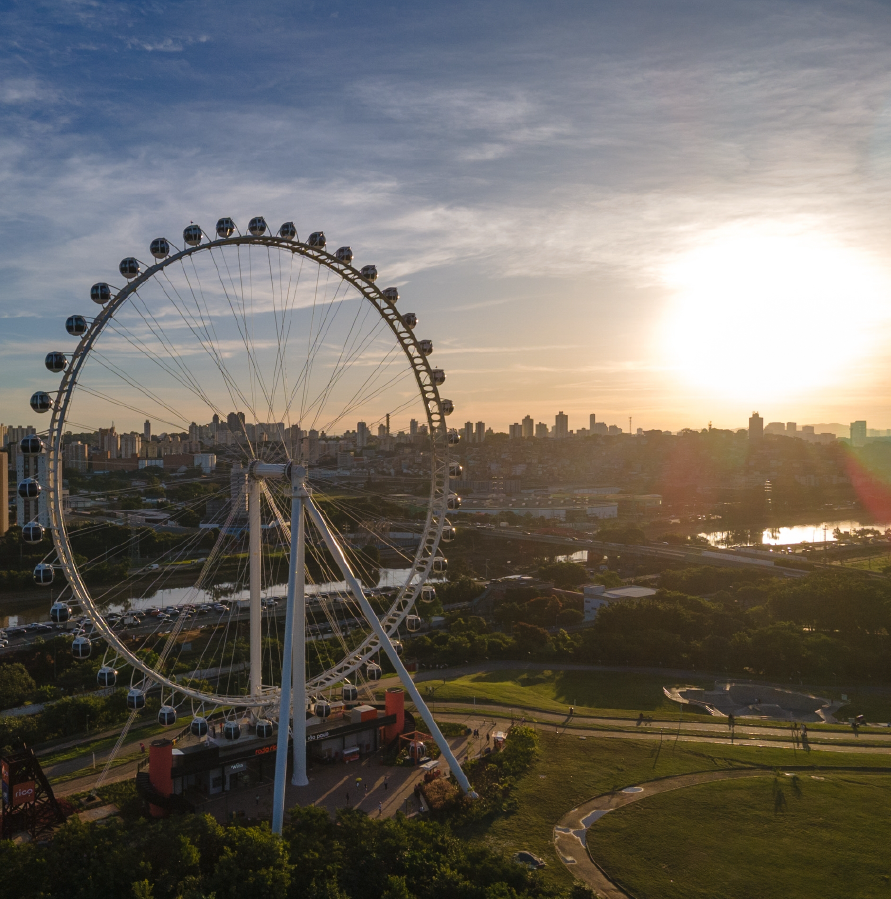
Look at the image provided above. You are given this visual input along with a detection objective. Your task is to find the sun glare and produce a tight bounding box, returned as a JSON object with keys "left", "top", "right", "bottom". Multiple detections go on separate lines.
{"left": 662, "top": 226, "right": 891, "bottom": 402}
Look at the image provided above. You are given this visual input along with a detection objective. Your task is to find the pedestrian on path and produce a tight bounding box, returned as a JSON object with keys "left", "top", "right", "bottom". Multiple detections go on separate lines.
{"left": 378, "top": 801, "right": 382, "bottom": 816}
{"left": 140, "top": 743, "right": 145, "bottom": 754}
{"left": 345, "top": 791, "right": 350, "bottom": 806}
{"left": 384, "top": 776, "right": 388, "bottom": 791}
{"left": 364, "top": 782, "right": 368, "bottom": 795}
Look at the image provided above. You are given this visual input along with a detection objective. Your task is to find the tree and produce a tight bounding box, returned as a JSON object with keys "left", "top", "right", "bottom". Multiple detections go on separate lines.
{"left": 537, "top": 561, "right": 587, "bottom": 589}
{"left": 512, "top": 622, "right": 551, "bottom": 653}
{"left": 556, "top": 608, "right": 583, "bottom": 628}
{"left": 0, "top": 663, "right": 37, "bottom": 710}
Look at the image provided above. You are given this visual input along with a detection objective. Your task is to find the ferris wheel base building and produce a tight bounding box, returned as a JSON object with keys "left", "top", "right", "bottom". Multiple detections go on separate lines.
{"left": 139, "top": 690, "right": 407, "bottom": 815}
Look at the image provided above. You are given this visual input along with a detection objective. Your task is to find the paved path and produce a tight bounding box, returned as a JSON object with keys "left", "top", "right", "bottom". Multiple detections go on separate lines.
{"left": 553, "top": 766, "right": 891, "bottom": 898}
{"left": 431, "top": 704, "right": 891, "bottom": 754}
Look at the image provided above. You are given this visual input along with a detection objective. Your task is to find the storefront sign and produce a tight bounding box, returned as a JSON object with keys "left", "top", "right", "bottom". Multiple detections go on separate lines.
{"left": 255, "top": 745, "right": 276, "bottom": 756}
{"left": 307, "top": 731, "right": 331, "bottom": 743}
{"left": 12, "top": 781, "right": 35, "bottom": 806}
{"left": 227, "top": 763, "right": 246, "bottom": 773}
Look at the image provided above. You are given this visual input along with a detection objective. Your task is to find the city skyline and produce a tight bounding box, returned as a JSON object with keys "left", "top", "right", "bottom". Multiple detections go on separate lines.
{"left": 4, "top": 4, "right": 891, "bottom": 430}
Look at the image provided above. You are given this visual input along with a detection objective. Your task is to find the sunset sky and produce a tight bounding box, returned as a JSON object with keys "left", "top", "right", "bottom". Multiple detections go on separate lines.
{"left": 4, "top": 1, "right": 891, "bottom": 433}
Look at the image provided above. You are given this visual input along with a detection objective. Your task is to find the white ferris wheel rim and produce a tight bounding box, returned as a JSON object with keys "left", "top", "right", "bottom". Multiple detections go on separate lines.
{"left": 43, "top": 227, "right": 452, "bottom": 710}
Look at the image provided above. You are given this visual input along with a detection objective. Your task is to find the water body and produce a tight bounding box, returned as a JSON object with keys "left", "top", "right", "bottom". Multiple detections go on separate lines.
{"left": 701, "top": 520, "right": 891, "bottom": 547}
{"left": 1, "top": 566, "right": 435, "bottom": 628}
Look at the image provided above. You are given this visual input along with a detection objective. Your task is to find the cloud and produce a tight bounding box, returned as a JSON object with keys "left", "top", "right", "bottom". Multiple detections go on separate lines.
{"left": 4, "top": 1, "right": 891, "bottom": 428}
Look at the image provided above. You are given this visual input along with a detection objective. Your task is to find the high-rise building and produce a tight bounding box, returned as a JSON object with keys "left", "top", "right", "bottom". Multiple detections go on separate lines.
{"left": 99, "top": 426, "right": 119, "bottom": 457}
{"left": 120, "top": 433, "right": 142, "bottom": 459}
{"left": 227, "top": 412, "right": 246, "bottom": 435}
{"left": 748, "top": 412, "right": 763, "bottom": 441}
{"left": 555, "top": 411, "right": 569, "bottom": 439}
{"left": 377, "top": 423, "right": 387, "bottom": 439}
{"left": 851, "top": 420, "right": 867, "bottom": 447}
{"left": 409, "top": 419, "right": 418, "bottom": 438}
{"left": 463, "top": 421, "right": 474, "bottom": 443}
{"left": 589, "top": 413, "right": 597, "bottom": 432}
{"left": 357, "top": 421, "right": 369, "bottom": 449}
{"left": 522, "top": 415, "right": 533, "bottom": 439}
{"left": 786, "top": 422, "right": 797, "bottom": 436}
{"left": 63, "top": 441, "right": 89, "bottom": 472}
{"left": 535, "top": 422, "right": 548, "bottom": 438}
{"left": 475, "top": 421, "right": 485, "bottom": 443}
{"left": 144, "top": 419, "right": 151, "bottom": 442}
{"left": 509, "top": 423, "right": 522, "bottom": 439}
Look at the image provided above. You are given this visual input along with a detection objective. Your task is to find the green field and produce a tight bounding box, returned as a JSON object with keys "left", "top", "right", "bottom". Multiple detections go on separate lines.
{"left": 405, "top": 667, "right": 891, "bottom": 726}
{"left": 415, "top": 668, "right": 716, "bottom": 720}
{"left": 589, "top": 774, "right": 891, "bottom": 899}
{"left": 466, "top": 731, "right": 891, "bottom": 891}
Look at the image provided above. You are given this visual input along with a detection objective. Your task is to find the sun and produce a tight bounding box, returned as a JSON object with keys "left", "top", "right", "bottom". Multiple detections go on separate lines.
{"left": 662, "top": 224, "right": 891, "bottom": 402}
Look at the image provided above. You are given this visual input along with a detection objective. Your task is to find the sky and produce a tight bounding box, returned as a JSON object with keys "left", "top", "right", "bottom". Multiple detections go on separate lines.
{"left": 4, "top": 0, "right": 891, "bottom": 434}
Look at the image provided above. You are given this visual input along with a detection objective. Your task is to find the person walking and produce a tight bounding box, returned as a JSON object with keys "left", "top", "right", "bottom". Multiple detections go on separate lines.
{"left": 345, "top": 791, "right": 350, "bottom": 806}
{"left": 384, "top": 776, "right": 388, "bottom": 791}
{"left": 378, "top": 801, "right": 383, "bottom": 817}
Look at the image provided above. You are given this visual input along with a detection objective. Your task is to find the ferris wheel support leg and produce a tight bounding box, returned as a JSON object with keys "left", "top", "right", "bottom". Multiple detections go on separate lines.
{"left": 290, "top": 467, "right": 309, "bottom": 787}
{"left": 271, "top": 466, "right": 308, "bottom": 833}
{"left": 304, "top": 496, "right": 477, "bottom": 798}
{"left": 248, "top": 478, "right": 262, "bottom": 704}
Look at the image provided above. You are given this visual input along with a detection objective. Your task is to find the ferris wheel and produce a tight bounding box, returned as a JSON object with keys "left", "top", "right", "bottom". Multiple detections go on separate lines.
{"left": 21, "top": 216, "right": 473, "bottom": 826}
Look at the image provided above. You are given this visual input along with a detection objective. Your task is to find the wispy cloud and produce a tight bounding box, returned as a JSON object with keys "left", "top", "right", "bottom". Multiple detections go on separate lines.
{"left": 3, "top": 2, "right": 891, "bottom": 429}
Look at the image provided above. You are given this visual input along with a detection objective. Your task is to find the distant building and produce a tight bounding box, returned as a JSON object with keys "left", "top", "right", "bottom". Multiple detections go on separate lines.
{"left": 120, "top": 432, "right": 142, "bottom": 459}
{"left": 589, "top": 413, "right": 597, "bottom": 432}
{"left": 63, "top": 441, "right": 88, "bottom": 472}
{"left": 409, "top": 419, "right": 418, "bottom": 438}
{"left": 356, "top": 421, "right": 368, "bottom": 449}
{"left": 555, "top": 411, "right": 569, "bottom": 439}
{"left": 144, "top": 419, "right": 151, "bottom": 442}
{"left": 463, "top": 421, "right": 474, "bottom": 443}
{"left": 786, "top": 422, "right": 797, "bottom": 437}
{"left": 522, "top": 415, "right": 534, "bottom": 439}
{"left": 607, "top": 424, "right": 622, "bottom": 435}
{"left": 475, "top": 421, "right": 485, "bottom": 443}
{"left": 802, "top": 425, "right": 815, "bottom": 438}
{"left": 583, "top": 584, "right": 657, "bottom": 621}
{"left": 765, "top": 422, "right": 786, "bottom": 435}
{"left": 851, "top": 420, "right": 867, "bottom": 447}
{"left": 748, "top": 412, "right": 763, "bottom": 441}
{"left": 591, "top": 422, "right": 608, "bottom": 435}
{"left": 509, "top": 423, "right": 522, "bottom": 439}
{"left": 535, "top": 422, "right": 549, "bottom": 439}
{"left": 194, "top": 453, "right": 217, "bottom": 474}
{"left": 377, "top": 423, "right": 387, "bottom": 439}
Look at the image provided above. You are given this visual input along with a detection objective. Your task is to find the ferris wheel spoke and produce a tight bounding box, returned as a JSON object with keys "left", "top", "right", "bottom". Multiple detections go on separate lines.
{"left": 320, "top": 345, "right": 408, "bottom": 428}
{"left": 104, "top": 319, "right": 227, "bottom": 419}
{"left": 299, "top": 316, "right": 391, "bottom": 430}
{"left": 87, "top": 350, "right": 200, "bottom": 429}
{"left": 154, "top": 267, "right": 265, "bottom": 441}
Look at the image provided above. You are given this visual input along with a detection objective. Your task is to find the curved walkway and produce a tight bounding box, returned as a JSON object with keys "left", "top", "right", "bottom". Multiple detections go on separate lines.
{"left": 553, "top": 766, "right": 891, "bottom": 898}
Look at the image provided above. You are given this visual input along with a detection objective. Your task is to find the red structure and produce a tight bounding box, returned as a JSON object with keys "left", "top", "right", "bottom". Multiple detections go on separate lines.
{"left": 384, "top": 687, "right": 405, "bottom": 744}
{"left": 147, "top": 739, "right": 173, "bottom": 817}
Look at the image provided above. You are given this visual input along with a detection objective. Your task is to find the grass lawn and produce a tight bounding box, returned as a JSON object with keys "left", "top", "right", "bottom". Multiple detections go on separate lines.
{"left": 404, "top": 668, "right": 891, "bottom": 727}
{"left": 468, "top": 731, "right": 891, "bottom": 892}
{"left": 589, "top": 774, "right": 891, "bottom": 899}
{"left": 417, "top": 668, "right": 716, "bottom": 720}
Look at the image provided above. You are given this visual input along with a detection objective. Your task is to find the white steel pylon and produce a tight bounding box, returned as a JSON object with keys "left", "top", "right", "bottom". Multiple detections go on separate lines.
{"left": 263, "top": 462, "right": 474, "bottom": 835}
